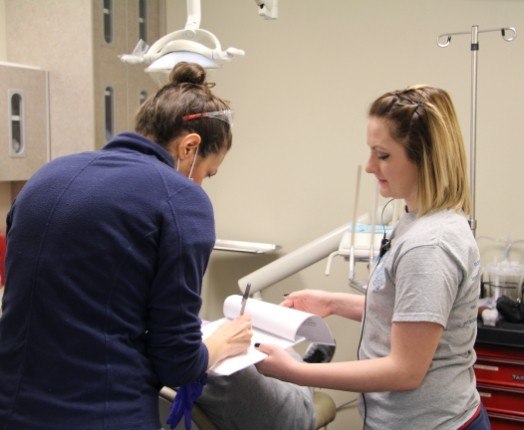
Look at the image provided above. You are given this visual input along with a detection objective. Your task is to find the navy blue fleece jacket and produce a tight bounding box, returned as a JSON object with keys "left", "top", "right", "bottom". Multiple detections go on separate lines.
{"left": 0, "top": 133, "right": 212, "bottom": 430}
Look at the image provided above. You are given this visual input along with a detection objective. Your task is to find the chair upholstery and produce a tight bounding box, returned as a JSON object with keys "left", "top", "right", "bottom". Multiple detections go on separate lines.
{"left": 313, "top": 391, "right": 337, "bottom": 429}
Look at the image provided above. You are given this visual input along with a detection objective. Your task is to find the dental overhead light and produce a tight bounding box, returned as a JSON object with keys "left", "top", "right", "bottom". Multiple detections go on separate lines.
{"left": 120, "top": 0, "right": 245, "bottom": 83}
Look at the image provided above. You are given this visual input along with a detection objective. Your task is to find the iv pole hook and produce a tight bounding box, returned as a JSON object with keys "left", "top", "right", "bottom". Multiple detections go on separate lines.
{"left": 436, "top": 25, "right": 517, "bottom": 237}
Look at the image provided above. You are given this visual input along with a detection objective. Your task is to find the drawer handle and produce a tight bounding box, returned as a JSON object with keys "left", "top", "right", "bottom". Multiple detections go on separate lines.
{"left": 474, "top": 364, "right": 499, "bottom": 372}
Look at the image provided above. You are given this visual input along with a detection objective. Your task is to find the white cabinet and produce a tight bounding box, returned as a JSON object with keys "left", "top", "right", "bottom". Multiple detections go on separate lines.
{"left": 0, "top": 62, "right": 49, "bottom": 182}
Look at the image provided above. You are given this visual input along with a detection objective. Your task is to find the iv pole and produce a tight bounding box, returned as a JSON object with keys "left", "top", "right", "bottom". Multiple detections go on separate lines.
{"left": 437, "top": 25, "right": 517, "bottom": 237}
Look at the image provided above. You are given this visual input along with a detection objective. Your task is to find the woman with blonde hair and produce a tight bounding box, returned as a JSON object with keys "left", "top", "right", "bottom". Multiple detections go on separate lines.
{"left": 255, "top": 86, "right": 488, "bottom": 429}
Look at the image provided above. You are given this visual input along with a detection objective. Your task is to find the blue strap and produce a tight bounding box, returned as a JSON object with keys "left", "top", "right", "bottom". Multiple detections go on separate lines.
{"left": 166, "top": 374, "right": 208, "bottom": 430}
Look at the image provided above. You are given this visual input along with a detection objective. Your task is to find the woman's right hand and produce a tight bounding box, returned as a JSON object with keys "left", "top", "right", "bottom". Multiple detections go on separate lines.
{"left": 204, "top": 315, "right": 253, "bottom": 369}
{"left": 280, "top": 289, "right": 333, "bottom": 318}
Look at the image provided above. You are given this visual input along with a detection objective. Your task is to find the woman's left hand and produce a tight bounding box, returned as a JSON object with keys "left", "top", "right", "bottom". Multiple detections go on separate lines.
{"left": 254, "top": 344, "right": 302, "bottom": 382}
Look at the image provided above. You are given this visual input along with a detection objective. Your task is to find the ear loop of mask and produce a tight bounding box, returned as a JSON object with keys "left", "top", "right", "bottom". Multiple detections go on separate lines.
{"left": 187, "top": 145, "right": 199, "bottom": 181}
{"left": 175, "top": 145, "right": 199, "bottom": 181}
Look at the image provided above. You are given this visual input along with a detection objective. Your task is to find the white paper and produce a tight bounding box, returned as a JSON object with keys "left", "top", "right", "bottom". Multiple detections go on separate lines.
{"left": 201, "top": 295, "right": 334, "bottom": 376}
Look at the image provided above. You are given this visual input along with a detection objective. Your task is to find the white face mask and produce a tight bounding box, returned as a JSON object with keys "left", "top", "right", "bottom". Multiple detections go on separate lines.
{"left": 176, "top": 146, "right": 199, "bottom": 181}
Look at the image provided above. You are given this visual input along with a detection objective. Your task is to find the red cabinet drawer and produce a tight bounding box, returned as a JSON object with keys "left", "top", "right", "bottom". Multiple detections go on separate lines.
{"left": 476, "top": 345, "right": 524, "bottom": 363}
{"left": 487, "top": 411, "right": 524, "bottom": 430}
{"left": 475, "top": 339, "right": 524, "bottom": 428}
{"left": 477, "top": 383, "right": 524, "bottom": 417}
{"left": 475, "top": 346, "right": 524, "bottom": 389}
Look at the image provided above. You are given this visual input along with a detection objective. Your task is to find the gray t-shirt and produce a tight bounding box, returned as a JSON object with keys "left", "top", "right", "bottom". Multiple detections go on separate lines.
{"left": 358, "top": 209, "right": 481, "bottom": 429}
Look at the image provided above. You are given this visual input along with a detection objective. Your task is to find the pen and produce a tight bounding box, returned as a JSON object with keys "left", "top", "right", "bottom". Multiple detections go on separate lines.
{"left": 240, "top": 283, "right": 251, "bottom": 316}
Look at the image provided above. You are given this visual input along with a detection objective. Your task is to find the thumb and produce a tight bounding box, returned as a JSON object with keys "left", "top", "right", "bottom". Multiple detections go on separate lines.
{"left": 279, "top": 298, "right": 294, "bottom": 308}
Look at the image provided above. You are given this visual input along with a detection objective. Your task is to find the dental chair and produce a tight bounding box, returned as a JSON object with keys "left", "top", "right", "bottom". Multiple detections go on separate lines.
{"left": 159, "top": 386, "right": 337, "bottom": 430}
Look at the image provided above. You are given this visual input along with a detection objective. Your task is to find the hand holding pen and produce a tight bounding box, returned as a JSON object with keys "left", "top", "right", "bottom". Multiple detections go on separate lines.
{"left": 204, "top": 283, "right": 253, "bottom": 368}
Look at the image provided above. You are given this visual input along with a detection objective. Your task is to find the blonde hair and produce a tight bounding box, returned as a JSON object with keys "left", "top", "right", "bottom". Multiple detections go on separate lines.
{"left": 369, "top": 85, "right": 470, "bottom": 216}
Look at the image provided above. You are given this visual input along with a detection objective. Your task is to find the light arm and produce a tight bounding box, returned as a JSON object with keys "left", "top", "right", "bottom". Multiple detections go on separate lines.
{"left": 254, "top": 0, "right": 278, "bottom": 19}
{"left": 185, "top": 0, "right": 201, "bottom": 31}
{"left": 238, "top": 223, "right": 351, "bottom": 294}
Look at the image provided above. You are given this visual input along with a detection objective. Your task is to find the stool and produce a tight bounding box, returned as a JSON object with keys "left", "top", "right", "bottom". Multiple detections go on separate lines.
{"left": 159, "top": 386, "right": 337, "bottom": 430}
{"left": 313, "top": 391, "right": 337, "bottom": 429}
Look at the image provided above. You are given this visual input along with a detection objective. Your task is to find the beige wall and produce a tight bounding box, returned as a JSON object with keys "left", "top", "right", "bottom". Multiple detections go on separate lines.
{"left": 1, "top": 1, "right": 524, "bottom": 428}
{"left": 0, "top": 0, "right": 4, "bottom": 60}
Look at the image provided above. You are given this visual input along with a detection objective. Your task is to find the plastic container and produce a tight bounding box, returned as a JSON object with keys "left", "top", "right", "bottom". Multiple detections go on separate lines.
{"left": 486, "top": 260, "right": 524, "bottom": 302}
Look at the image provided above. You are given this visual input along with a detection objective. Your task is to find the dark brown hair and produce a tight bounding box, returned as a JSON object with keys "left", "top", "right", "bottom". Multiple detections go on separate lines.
{"left": 134, "top": 62, "right": 232, "bottom": 157}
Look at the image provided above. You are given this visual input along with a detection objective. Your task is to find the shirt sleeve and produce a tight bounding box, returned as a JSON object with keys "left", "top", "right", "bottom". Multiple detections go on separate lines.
{"left": 145, "top": 184, "right": 214, "bottom": 387}
{"left": 392, "top": 244, "right": 462, "bottom": 327}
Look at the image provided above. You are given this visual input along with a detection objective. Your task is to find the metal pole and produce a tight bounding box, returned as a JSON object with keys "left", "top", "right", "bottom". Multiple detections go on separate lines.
{"left": 469, "top": 25, "right": 478, "bottom": 235}
{"left": 437, "top": 25, "right": 516, "bottom": 236}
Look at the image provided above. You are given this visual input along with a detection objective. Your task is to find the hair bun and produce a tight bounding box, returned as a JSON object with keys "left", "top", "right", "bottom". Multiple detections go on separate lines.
{"left": 168, "top": 62, "right": 207, "bottom": 86}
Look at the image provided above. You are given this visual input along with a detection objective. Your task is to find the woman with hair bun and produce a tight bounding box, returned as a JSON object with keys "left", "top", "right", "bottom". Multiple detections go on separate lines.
{"left": 255, "top": 86, "right": 488, "bottom": 430}
{"left": 0, "top": 62, "right": 252, "bottom": 430}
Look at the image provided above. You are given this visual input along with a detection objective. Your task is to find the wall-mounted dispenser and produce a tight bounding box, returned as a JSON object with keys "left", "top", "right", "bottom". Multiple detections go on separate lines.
{"left": 8, "top": 90, "right": 26, "bottom": 158}
{"left": 0, "top": 62, "right": 49, "bottom": 182}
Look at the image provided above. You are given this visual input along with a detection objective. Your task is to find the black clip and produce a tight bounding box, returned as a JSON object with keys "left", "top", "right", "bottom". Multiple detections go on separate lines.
{"left": 379, "top": 237, "right": 390, "bottom": 258}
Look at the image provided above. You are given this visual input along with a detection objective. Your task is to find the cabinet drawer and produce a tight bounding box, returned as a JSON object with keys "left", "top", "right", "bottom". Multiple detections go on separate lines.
{"left": 475, "top": 346, "right": 524, "bottom": 389}
{"left": 477, "top": 383, "right": 524, "bottom": 417}
{"left": 487, "top": 411, "right": 524, "bottom": 430}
